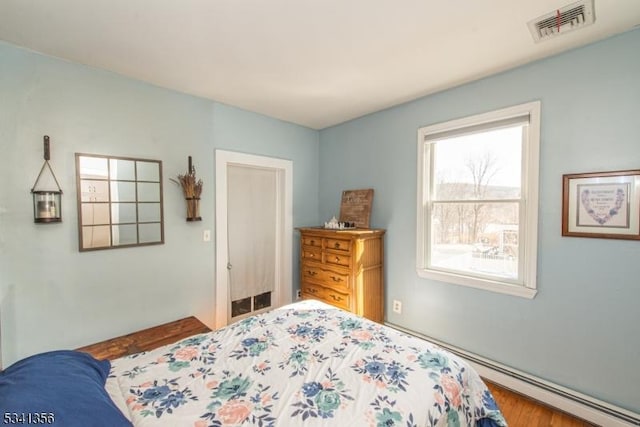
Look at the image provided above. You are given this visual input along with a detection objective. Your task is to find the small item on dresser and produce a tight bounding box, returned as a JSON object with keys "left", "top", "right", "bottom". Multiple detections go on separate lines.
{"left": 324, "top": 216, "right": 356, "bottom": 229}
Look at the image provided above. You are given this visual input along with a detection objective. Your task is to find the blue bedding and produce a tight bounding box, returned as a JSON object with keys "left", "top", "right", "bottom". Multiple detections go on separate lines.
{"left": 0, "top": 350, "right": 131, "bottom": 426}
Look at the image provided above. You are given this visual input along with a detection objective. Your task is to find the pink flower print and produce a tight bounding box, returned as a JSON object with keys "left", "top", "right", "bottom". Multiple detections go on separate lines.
{"left": 407, "top": 354, "right": 417, "bottom": 362}
{"left": 365, "top": 412, "right": 376, "bottom": 427}
{"left": 441, "top": 375, "right": 462, "bottom": 407}
{"left": 175, "top": 346, "right": 199, "bottom": 361}
{"left": 218, "top": 400, "right": 252, "bottom": 425}
{"left": 434, "top": 392, "right": 444, "bottom": 406}
{"left": 321, "top": 381, "right": 333, "bottom": 389}
{"left": 139, "top": 381, "right": 153, "bottom": 388}
{"left": 194, "top": 420, "right": 208, "bottom": 427}
{"left": 156, "top": 356, "right": 168, "bottom": 363}
{"left": 126, "top": 396, "right": 136, "bottom": 404}
{"left": 261, "top": 394, "right": 272, "bottom": 405}
{"left": 206, "top": 380, "right": 218, "bottom": 389}
{"left": 352, "top": 330, "right": 373, "bottom": 341}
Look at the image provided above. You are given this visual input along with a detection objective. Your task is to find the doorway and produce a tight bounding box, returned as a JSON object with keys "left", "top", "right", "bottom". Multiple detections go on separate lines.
{"left": 214, "top": 150, "right": 292, "bottom": 328}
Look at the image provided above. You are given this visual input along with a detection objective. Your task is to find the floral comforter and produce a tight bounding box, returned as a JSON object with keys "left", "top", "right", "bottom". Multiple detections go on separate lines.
{"left": 107, "top": 300, "right": 507, "bottom": 427}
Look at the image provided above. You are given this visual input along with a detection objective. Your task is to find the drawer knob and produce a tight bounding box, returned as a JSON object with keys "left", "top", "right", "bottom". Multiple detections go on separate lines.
{"left": 310, "top": 239, "right": 315, "bottom": 245}
{"left": 309, "top": 253, "right": 315, "bottom": 257}
{"left": 335, "top": 257, "right": 340, "bottom": 262}
{"left": 334, "top": 242, "right": 341, "bottom": 249}
{"left": 330, "top": 294, "right": 343, "bottom": 302}
{"left": 330, "top": 276, "right": 343, "bottom": 282}
{"left": 307, "top": 270, "right": 317, "bottom": 276}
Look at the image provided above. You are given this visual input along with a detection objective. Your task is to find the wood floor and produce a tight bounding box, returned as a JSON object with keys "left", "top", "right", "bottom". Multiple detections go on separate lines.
{"left": 486, "top": 381, "right": 596, "bottom": 427}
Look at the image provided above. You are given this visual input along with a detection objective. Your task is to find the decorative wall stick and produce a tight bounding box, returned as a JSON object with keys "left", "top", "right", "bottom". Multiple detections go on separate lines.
{"left": 172, "top": 156, "right": 203, "bottom": 221}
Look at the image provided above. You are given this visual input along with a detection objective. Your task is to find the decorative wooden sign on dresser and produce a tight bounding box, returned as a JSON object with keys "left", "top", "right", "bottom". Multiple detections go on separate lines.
{"left": 297, "top": 227, "right": 385, "bottom": 323}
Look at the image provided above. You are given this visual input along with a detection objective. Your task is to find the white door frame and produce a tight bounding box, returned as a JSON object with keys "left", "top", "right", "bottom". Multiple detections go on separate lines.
{"left": 215, "top": 150, "right": 293, "bottom": 329}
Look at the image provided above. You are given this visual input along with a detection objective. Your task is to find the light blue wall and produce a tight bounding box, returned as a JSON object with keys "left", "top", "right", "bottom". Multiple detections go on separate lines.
{"left": 0, "top": 42, "right": 319, "bottom": 366}
{"left": 319, "top": 29, "right": 640, "bottom": 413}
{"left": 1, "top": 28, "right": 638, "bottom": 413}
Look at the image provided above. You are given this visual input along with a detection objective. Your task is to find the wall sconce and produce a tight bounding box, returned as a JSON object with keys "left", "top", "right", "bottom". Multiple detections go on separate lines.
{"left": 172, "top": 156, "right": 203, "bottom": 221}
{"left": 31, "top": 135, "right": 63, "bottom": 223}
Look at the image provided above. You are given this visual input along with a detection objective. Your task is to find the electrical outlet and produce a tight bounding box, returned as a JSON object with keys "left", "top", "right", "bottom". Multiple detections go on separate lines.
{"left": 203, "top": 229, "right": 211, "bottom": 242}
{"left": 296, "top": 289, "right": 302, "bottom": 299}
{"left": 392, "top": 299, "right": 402, "bottom": 314}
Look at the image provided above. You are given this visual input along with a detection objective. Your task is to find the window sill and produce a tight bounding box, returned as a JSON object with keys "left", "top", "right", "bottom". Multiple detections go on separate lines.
{"left": 416, "top": 268, "right": 537, "bottom": 299}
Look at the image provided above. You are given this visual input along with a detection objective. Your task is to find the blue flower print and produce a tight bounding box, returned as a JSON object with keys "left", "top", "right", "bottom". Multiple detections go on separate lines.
{"left": 365, "top": 361, "right": 386, "bottom": 377}
{"left": 160, "top": 390, "right": 187, "bottom": 409}
{"left": 142, "top": 385, "right": 171, "bottom": 402}
{"left": 482, "top": 390, "right": 499, "bottom": 411}
{"left": 241, "top": 338, "right": 259, "bottom": 347}
{"left": 295, "top": 325, "right": 311, "bottom": 336}
{"left": 302, "top": 381, "right": 323, "bottom": 397}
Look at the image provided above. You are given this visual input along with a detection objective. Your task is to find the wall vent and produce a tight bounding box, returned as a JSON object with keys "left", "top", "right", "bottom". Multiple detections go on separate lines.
{"left": 528, "top": 0, "right": 595, "bottom": 42}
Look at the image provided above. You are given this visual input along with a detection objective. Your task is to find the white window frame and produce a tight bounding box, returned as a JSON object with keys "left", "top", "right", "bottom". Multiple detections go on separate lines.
{"left": 416, "top": 101, "right": 540, "bottom": 298}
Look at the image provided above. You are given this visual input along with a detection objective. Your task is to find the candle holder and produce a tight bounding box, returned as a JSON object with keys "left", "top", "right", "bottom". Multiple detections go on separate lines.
{"left": 31, "top": 136, "right": 63, "bottom": 223}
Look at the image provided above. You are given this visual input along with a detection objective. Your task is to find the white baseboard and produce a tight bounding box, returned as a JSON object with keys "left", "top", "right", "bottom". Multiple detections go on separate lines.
{"left": 385, "top": 322, "right": 640, "bottom": 427}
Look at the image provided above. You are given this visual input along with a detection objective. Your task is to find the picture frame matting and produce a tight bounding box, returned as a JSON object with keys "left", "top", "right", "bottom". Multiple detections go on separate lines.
{"left": 562, "top": 169, "right": 640, "bottom": 240}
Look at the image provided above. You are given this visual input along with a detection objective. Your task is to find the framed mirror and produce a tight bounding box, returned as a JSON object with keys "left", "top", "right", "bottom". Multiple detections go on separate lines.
{"left": 75, "top": 153, "right": 164, "bottom": 251}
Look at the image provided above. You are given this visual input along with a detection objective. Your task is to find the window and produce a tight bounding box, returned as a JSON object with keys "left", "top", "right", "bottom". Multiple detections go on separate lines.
{"left": 416, "top": 101, "right": 540, "bottom": 298}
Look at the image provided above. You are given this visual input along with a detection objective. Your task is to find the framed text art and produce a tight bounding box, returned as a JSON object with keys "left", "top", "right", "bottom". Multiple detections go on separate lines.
{"left": 562, "top": 170, "right": 640, "bottom": 240}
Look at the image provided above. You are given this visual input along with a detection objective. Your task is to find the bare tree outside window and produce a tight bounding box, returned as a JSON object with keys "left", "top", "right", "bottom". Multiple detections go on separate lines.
{"left": 466, "top": 151, "right": 498, "bottom": 244}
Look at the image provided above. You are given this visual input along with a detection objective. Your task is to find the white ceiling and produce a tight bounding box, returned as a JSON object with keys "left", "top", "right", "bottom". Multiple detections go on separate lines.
{"left": 1, "top": 1, "right": 639, "bottom": 129}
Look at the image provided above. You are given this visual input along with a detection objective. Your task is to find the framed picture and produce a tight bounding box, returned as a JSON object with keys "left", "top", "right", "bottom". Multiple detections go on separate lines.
{"left": 562, "top": 170, "right": 640, "bottom": 240}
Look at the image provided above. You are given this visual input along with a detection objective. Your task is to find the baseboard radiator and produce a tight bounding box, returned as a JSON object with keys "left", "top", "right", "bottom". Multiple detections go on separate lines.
{"left": 385, "top": 322, "right": 640, "bottom": 427}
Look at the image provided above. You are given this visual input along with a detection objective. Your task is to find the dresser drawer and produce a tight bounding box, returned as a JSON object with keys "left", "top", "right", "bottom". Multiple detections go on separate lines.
{"left": 301, "top": 263, "right": 323, "bottom": 281}
{"left": 302, "top": 247, "right": 321, "bottom": 261}
{"left": 302, "top": 262, "right": 351, "bottom": 292}
{"left": 325, "top": 251, "right": 350, "bottom": 267}
{"left": 319, "top": 267, "right": 350, "bottom": 290}
{"left": 301, "top": 282, "right": 324, "bottom": 299}
{"left": 301, "top": 263, "right": 350, "bottom": 291}
{"left": 325, "top": 238, "right": 351, "bottom": 253}
{"left": 323, "top": 288, "right": 350, "bottom": 311}
{"left": 302, "top": 282, "right": 350, "bottom": 311}
{"left": 302, "top": 236, "right": 322, "bottom": 248}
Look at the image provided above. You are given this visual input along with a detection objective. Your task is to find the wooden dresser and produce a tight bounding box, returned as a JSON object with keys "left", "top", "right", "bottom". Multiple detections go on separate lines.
{"left": 76, "top": 316, "right": 211, "bottom": 360}
{"left": 298, "top": 227, "right": 385, "bottom": 322}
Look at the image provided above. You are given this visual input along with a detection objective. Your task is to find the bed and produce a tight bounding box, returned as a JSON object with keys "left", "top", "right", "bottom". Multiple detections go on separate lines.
{"left": 1, "top": 300, "right": 506, "bottom": 426}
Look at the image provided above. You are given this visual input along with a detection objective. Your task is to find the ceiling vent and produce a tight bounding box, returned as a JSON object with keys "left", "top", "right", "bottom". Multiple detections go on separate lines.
{"left": 528, "top": 0, "right": 595, "bottom": 42}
